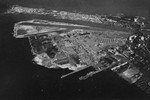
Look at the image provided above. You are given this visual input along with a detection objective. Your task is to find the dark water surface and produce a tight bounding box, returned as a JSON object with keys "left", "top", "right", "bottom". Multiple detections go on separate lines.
{"left": 0, "top": 0, "right": 150, "bottom": 100}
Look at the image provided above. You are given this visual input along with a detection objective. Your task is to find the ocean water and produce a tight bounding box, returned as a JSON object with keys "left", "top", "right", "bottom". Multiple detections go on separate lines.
{"left": 0, "top": 0, "right": 149, "bottom": 99}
